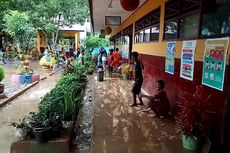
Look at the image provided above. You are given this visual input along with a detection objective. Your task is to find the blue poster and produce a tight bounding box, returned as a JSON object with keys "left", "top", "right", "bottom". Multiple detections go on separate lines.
{"left": 165, "top": 42, "right": 176, "bottom": 74}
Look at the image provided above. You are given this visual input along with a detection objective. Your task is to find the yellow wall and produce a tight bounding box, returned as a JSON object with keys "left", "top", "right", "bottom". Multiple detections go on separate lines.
{"left": 111, "top": 0, "right": 165, "bottom": 36}
{"left": 111, "top": 0, "right": 230, "bottom": 64}
{"left": 132, "top": 40, "right": 205, "bottom": 61}
{"left": 37, "top": 31, "right": 80, "bottom": 51}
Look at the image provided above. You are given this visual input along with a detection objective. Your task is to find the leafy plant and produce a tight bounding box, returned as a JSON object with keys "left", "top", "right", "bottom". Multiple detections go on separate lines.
{"left": 176, "top": 86, "right": 215, "bottom": 139}
{"left": 3, "top": 10, "right": 36, "bottom": 55}
{"left": 7, "top": 116, "right": 29, "bottom": 129}
{"left": 82, "top": 35, "right": 109, "bottom": 51}
{"left": 0, "top": 66, "right": 4, "bottom": 82}
{"left": 63, "top": 90, "right": 81, "bottom": 121}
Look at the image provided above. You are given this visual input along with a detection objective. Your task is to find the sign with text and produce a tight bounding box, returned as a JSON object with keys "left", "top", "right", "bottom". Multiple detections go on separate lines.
{"left": 202, "top": 38, "right": 229, "bottom": 91}
{"left": 63, "top": 45, "right": 70, "bottom": 52}
{"left": 180, "top": 40, "right": 197, "bottom": 81}
{"left": 165, "top": 42, "right": 176, "bottom": 74}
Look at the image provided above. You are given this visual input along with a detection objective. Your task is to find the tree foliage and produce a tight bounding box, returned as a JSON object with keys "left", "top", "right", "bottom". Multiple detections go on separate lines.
{"left": 82, "top": 35, "right": 109, "bottom": 51}
{"left": 33, "top": 0, "right": 89, "bottom": 47}
{"left": 3, "top": 10, "right": 36, "bottom": 53}
{"left": 1, "top": 0, "right": 89, "bottom": 50}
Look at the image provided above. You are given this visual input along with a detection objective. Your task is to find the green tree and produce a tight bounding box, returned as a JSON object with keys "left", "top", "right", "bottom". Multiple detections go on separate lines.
{"left": 0, "top": 0, "right": 89, "bottom": 50}
{"left": 82, "top": 35, "right": 109, "bottom": 51}
{"left": 32, "top": 0, "right": 89, "bottom": 49}
{"left": 3, "top": 10, "right": 36, "bottom": 54}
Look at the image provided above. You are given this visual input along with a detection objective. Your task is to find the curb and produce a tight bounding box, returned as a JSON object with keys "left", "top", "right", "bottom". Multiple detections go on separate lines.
{"left": 49, "top": 68, "right": 62, "bottom": 76}
{"left": 0, "top": 81, "right": 39, "bottom": 108}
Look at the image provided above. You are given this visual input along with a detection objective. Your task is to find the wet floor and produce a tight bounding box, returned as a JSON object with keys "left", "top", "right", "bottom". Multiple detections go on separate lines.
{"left": 0, "top": 61, "right": 50, "bottom": 99}
{"left": 76, "top": 75, "right": 181, "bottom": 153}
{"left": 0, "top": 64, "right": 197, "bottom": 153}
{"left": 0, "top": 62, "right": 60, "bottom": 153}
{"left": 91, "top": 78, "right": 177, "bottom": 153}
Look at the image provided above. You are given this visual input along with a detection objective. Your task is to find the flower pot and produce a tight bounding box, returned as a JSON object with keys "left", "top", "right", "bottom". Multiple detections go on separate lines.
{"left": 33, "top": 127, "right": 51, "bottom": 143}
{"left": 123, "top": 74, "right": 129, "bottom": 80}
{"left": 182, "top": 135, "right": 200, "bottom": 150}
{"left": 0, "top": 84, "right": 4, "bottom": 93}
{"left": 14, "top": 128, "right": 27, "bottom": 141}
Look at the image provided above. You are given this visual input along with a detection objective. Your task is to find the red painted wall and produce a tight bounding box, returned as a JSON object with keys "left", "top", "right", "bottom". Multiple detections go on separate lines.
{"left": 140, "top": 53, "right": 229, "bottom": 142}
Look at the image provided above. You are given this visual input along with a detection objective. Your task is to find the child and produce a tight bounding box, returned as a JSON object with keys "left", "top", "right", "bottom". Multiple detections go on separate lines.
{"left": 130, "top": 52, "right": 144, "bottom": 107}
{"left": 107, "top": 49, "right": 114, "bottom": 77}
{"left": 140, "top": 80, "right": 170, "bottom": 118}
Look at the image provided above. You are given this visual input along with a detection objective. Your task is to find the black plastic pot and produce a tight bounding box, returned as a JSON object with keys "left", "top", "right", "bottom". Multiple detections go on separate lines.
{"left": 33, "top": 127, "right": 51, "bottom": 143}
{"left": 0, "top": 84, "right": 4, "bottom": 94}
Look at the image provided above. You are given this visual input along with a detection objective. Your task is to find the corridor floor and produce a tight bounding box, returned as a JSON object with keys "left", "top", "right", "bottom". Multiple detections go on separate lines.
{"left": 90, "top": 75, "right": 186, "bottom": 153}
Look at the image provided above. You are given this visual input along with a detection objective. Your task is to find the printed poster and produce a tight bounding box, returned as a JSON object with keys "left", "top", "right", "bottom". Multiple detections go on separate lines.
{"left": 180, "top": 40, "right": 197, "bottom": 81}
{"left": 165, "top": 42, "right": 176, "bottom": 74}
{"left": 63, "top": 45, "right": 70, "bottom": 52}
{"left": 202, "top": 38, "right": 229, "bottom": 91}
{"left": 56, "top": 45, "right": 62, "bottom": 52}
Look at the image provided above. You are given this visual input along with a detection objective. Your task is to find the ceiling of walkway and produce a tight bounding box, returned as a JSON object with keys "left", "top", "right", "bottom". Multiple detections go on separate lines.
{"left": 89, "top": 0, "right": 147, "bottom": 34}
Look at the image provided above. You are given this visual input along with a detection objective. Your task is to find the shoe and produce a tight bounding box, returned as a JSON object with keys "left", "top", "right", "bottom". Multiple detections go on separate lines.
{"left": 130, "top": 104, "right": 137, "bottom": 107}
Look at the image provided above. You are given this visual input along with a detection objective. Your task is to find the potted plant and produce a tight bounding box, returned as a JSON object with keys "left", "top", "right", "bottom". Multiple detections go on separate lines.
{"left": 0, "top": 66, "right": 4, "bottom": 94}
{"left": 121, "top": 64, "right": 132, "bottom": 79}
{"left": 176, "top": 85, "right": 215, "bottom": 151}
{"left": 28, "top": 112, "right": 52, "bottom": 143}
{"left": 7, "top": 116, "right": 30, "bottom": 141}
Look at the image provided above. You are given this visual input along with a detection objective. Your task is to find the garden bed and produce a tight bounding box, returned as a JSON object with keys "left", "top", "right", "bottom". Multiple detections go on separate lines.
{"left": 10, "top": 122, "right": 75, "bottom": 153}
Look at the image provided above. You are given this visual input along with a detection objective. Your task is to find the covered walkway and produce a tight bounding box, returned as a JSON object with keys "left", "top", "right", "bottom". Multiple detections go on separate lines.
{"left": 88, "top": 75, "right": 191, "bottom": 153}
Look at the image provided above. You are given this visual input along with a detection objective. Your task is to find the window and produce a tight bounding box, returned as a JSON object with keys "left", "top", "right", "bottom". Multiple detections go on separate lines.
{"left": 144, "top": 28, "right": 150, "bottom": 42}
{"left": 135, "top": 34, "right": 139, "bottom": 43}
{"left": 179, "top": 12, "right": 200, "bottom": 39}
{"left": 138, "top": 31, "right": 144, "bottom": 43}
{"left": 150, "top": 26, "right": 160, "bottom": 41}
{"left": 164, "top": 0, "right": 200, "bottom": 40}
{"left": 135, "top": 7, "right": 160, "bottom": 43}
{"left": 201, "top": 5, "right": 230, "bottom": 37}
{"left": 164, "top": 20, "right": 178, "bottom": 39}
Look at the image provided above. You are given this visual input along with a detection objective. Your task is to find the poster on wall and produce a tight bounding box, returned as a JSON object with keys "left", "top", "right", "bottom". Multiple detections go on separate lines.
{"left": 180, "top": 40, "right": 197, "bottom": 81}
{"left": 63, "top": 45, "right": 70, "bottom": 52}
{"left": 165, "top": 42, "right": 176, "bottom": 74}
{"left": 202, "top": 38, "right": 229, "bottom": 91}
{"left": 56, "top": 45, "right": 62, "bottom": 52}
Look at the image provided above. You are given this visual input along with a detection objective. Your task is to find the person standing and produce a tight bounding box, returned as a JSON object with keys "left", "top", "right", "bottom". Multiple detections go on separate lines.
{"left": 130, "top": 51, "right": 144, "bottom": 107}
{"left": 112, "top": 48, "right": 120, "bottom": 72}
{"left": 0, "top": 46, "right": 6, "bottom": 64}
{"left": 107, "top": 49, "right": 114, "bottom": 77}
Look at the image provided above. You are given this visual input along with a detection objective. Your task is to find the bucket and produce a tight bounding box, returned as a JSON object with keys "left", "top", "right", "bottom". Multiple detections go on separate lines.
{"left": 97, "top": 71, "right": 104, "bottom": 81}
{"left": 182, "top": 135, "right": 200, "bottom": 150}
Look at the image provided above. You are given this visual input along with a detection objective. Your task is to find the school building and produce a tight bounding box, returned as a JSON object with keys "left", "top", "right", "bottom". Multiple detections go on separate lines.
{"left": 89, "top": 0, "right": 230, "bottom": 151}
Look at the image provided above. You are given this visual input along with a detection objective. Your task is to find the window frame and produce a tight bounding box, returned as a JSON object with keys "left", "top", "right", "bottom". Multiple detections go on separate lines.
{"left": 163, "top": 0, "right": 202, "bottom": 40}
{"left": 134, "top": 7, "right": 161, "bottom": 43}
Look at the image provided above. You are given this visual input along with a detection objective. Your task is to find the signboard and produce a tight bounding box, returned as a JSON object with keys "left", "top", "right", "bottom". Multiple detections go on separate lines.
{"left": 105, "top": 16, "right": 121, "bottom": 26}
{"left": 202, "top": 38, "right": 229, "bottom": 91}
{"left": 63, "top": 45, "right": 70, "bottom": 52}
{"left": 165, "top": 42, "right": 176, "bottom": 74}
{"left": 56, "top": 45, "right": 62, "bottom": 52}
{"left": 180, "top": 40, "right": 197, "bottom": 81}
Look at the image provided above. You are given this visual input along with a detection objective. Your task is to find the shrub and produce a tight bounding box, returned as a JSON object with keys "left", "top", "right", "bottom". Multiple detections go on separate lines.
{"left": 176, "top": 85, "right": 215, "bottom": 139}
{"left": 0, "top": 66, "right": 4, "bottom": 82}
